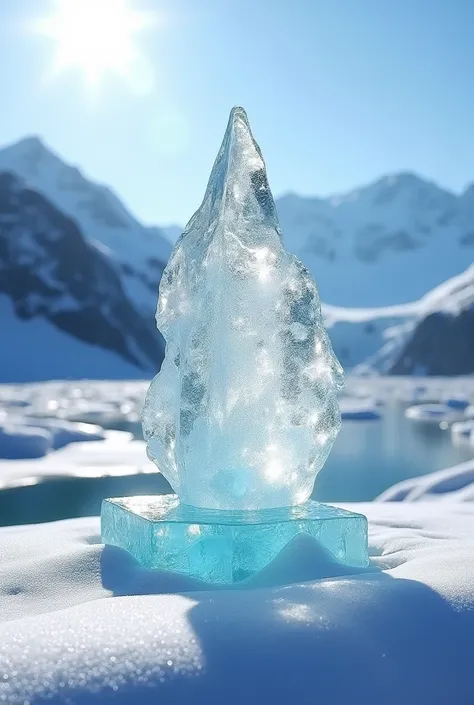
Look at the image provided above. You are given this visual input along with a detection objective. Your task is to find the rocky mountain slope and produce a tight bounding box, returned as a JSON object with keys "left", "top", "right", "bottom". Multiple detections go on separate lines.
{"left": 388, "top": 264, "right": 474, "bottom": 375}
{"left": 0, "top": 137, "right": 172, "bottom": 312}
{"left": 347, "top": 264, "right": 474, "bottom": 375}
{"left": 0, "top": 171, "right": 163, "bottom": 382}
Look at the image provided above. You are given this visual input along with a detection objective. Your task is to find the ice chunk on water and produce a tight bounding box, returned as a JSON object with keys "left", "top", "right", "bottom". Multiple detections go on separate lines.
{"left": 142, "top": 107, "right": 344, "bottom": 510}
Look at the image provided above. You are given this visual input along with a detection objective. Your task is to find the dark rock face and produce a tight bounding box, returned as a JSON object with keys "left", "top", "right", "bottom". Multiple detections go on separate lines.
{"left": 0, "top": 172, "right": 164, "bottom": 372}
{"left": 460, "top": 231, "right": 474, "bottom": 246}
{"left": 355, "top": 226, "right": 422, "bottom": 262}
{"left": 389, "top": 308, "right": 474, "bottom": 376}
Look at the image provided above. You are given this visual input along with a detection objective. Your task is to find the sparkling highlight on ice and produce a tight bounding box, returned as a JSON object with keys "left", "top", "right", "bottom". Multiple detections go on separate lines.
{"left": 102, "top": 106, "right": 368, "bottom": 584}
{"left": 142, "top": 106, "right": 344, "bottom": 511}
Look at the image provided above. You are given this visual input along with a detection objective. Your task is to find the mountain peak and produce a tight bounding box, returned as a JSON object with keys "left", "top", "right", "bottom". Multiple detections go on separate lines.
{"left": 379, "top": 171, "right": 422, "bottom": 185}
{"left": 4, "top": 135, "right": 50, "bottom": 159}
{"left": 364, "top": 171, "right": 448, "bottom": 197}
{"left": 0, "top": 133, "right": 173, "bottom": 307}
{"left": 15, "top": 135, "right": 46, "bottom": 150}
{"left": 0, "top": 134, "right": 63, "bottom": 181}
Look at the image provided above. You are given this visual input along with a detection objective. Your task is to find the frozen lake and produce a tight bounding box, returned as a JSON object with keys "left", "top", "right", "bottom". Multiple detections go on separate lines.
{"left": 0, "top": 378, "right": 473, "bottom": 525}
{"left": 315, "top": 399, "right": 474, "bottom": 502}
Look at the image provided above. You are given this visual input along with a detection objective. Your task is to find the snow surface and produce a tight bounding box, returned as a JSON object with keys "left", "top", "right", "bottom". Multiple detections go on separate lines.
{"left": 0, "top": 500, "right": 473, "bottom": 704}
{"left": 0, "top": 417, "right": 104, "bottom": 460}
{"left": 0, "top": 378, "right": 473, "bottom": 702}
{"left": 450, "top": 420, "right": 474, "bottom": 440}
{"left": 377, "top": 458, "right": 474, "bottom": 502}
{"left": 0, "top": 433, "right": 151, "bottom": 487}
{"left": 0, "top": 424, "right": 52, "bottom": 459}
{"left": 0, "top": 296, "right": 147, "bottom": 382}
{"left": 339, "top": 397, "right": 382, "bottom": 420}
{"left": 0, "top": 380, "right": 150, "bottom": 477}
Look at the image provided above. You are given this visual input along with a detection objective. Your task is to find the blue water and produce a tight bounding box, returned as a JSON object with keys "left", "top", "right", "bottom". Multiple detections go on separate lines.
{"left": 2, "top": 399, "right": 473, "bottom": 527}
{"left": 314, "top": 401, "right": 474, "bottom": 502}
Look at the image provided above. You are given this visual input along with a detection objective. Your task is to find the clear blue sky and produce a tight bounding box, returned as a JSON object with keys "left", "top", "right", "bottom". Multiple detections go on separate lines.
{"left": 0, "top": 0, "right": 473, "bottom": 225}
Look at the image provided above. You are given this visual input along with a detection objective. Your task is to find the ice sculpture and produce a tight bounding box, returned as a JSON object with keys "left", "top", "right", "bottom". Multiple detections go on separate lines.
{"left": 142, "top": 106, "right": 344, "bottom": 510}
{"left": 102, "top": 107, "right": 368, "bottom": 583}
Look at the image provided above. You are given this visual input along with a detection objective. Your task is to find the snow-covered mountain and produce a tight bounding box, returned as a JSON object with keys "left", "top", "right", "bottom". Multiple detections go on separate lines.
{"left": 0, "top": 136, "right": 172, "bottom": 311}
{"left": 0, "top": 172, "right": 164, "bottom": 382}
{"left": 1, "top": 134, "right": 473, "bottom": 379}
{"left": 3, "top": 136, "right": 472, "bottom": 312}
{"left": 322, "top": 303, "right": 412, "bottom": 371}
{"left": 388, "top": 264, "right": 474, "bottom": 375}
{"left": 277, "top": 174, "right": 474, "bottom": 307}
{"left": 164, "top": 172, "right": 474, "bottom": 309}
{"left": 348, "top": 264, "right": 474, "bottom": 375}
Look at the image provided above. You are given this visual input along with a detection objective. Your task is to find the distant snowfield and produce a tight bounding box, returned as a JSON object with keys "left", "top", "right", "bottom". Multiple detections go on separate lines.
{"left": 0, "top": 378, "right": 474, "bottom": 704}
{"left": 0, "top": 296, "right": 148, "bottom": 382}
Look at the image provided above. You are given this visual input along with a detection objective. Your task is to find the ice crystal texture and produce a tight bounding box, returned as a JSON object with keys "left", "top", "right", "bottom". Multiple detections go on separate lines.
{"left": 101, "top": 496, "right": 368, "bottom": 584}
{"left": 142, "top": 107, "right": 344, "bottom": 510}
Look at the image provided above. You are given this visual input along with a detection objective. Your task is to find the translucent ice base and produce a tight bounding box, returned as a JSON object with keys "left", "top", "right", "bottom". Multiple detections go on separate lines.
{"left": 101, "top": 495, "right": 368, "bottom": 584}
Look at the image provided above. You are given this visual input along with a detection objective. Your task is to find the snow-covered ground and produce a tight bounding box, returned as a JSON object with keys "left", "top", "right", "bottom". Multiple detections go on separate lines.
{"left": 1, "top": 378, "right": 474, "bottom": 704}
{"left": 0, "top": 499, "right": 473, "bottom": 704}
{"left": 339, "top": 396, "right": 382, "bottom": 420}
{"left": 378, "top": 457, "right": 474, "bottom": 502}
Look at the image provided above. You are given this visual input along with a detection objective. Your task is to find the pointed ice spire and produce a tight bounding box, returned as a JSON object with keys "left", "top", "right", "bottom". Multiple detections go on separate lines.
{"left": 200, "top": 105, "right": 280, "bottom": 230}
{"left": 142, "top": 107, "right": 344, "bottom": 510}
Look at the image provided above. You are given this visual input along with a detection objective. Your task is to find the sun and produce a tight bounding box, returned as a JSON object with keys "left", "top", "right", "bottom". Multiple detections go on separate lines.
{"left": 36, "top": 0, "right": 155, "bottom": 90}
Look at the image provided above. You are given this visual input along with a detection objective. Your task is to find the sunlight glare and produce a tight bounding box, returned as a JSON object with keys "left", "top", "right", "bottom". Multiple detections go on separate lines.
{"left": 36, "top": 0, "right": 156, "bottom": 90}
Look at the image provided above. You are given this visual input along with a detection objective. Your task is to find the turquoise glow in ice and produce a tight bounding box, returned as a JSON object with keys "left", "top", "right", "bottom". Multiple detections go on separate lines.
{"left": 142, "top": 106, "right": 344, "bottom": 510}
{"left": 101, "top": 496, "right": 368, "bottom": 584}
{"left": 101, "top": 107, "right": 368, "bottom": 584}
